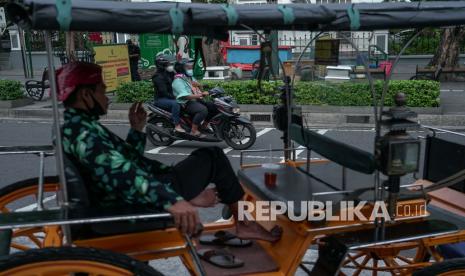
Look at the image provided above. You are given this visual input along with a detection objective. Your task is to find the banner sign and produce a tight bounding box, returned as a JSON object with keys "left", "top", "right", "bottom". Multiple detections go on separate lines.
{"left": 93, "top": 44, "right": 131, "bottom": 92}
{"left": 314, "top": 39, "right": 340, "bottom": 66}
{"left": 0, "top": 7, "right": 6, "bottom": 29}
{"left": 0, "top": 7, "right": 6, "bottom": 33}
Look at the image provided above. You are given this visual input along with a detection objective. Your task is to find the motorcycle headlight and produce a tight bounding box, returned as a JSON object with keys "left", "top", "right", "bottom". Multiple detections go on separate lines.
{"left": 232, "top": 107, "right": 240, "bottom": 114}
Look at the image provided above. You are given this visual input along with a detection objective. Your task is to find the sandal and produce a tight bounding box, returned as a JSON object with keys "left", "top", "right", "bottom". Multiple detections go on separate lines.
{"left": 190, "top": 131, "right": 206, "bottom": 138}
{"left": 175, "top": 126, "right": 186, "bottom": 133}
{"left": 199, "top": 230, "right": 252, "bottom": 247}
{"left": 197, "top": 248, "right": 244, "bottom": 268}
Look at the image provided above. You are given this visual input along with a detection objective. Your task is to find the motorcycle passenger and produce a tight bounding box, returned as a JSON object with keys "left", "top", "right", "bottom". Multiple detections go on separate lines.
{"left": 172, "top": 61, "right": 209, "bottom": 137}
{"left": 184, "top": 60, "right": 219, "bottom": 127}
{"left": 152, "top": 55, "right": 185, "bottom": 133}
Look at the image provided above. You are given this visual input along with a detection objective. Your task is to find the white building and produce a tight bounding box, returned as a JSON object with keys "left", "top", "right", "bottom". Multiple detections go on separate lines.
{"left": 230, "top": 0, "right": 389, "bottom": 56}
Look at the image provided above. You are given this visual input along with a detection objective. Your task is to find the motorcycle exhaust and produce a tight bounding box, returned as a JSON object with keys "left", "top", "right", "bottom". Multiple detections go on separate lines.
{"left": 146, "top": 123, "right": 179, "bottom": 140}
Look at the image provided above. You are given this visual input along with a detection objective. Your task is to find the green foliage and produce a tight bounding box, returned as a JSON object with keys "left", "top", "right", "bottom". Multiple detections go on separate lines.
{"left": 115, "top": 81, "right": 154, "bottom": 103}
{"left": 203, "top": 80, "right": 439, "bottom": 107}
{"left": 114, "top": 79, "right": 440, "bottom": 107}
{"left": 389, "top": 29, "right": 442, "bottom": 55}
{"left": 294, "top": 80, "right": 439, "bottom": 107}
{"left": 0, "top": 80, "right": 24, "bottom": 101}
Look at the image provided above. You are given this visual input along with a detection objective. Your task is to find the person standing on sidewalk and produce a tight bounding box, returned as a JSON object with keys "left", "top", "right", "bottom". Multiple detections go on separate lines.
{"left": 126, "top": 39, "right": 141, "bottom": 81}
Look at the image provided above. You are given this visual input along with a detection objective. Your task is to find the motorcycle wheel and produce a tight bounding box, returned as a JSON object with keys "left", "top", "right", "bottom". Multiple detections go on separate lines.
{"left": 222, "top": 121, "right": 256, "bottom": 150}
{"left": 146, "top": 117, "right": 175, "bottom": 147}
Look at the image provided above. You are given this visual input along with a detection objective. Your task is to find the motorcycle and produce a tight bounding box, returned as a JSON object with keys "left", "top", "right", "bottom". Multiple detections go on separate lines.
{"left": 146, "top": 87, "right": 257, "bottom": 150}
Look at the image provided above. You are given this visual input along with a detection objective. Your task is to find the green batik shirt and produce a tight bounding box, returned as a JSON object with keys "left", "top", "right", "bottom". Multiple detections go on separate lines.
{"left": 62, "top": 108, "right": 183, "bottom": 210}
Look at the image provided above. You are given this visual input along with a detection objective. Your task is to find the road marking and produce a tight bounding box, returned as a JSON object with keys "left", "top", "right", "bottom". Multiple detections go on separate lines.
{"left": 146, "top": 140, "right": 184, "bottom": 155}
{"left": 280, "top": 129, "right": 328, "bottom": 163}
{"left": 146, "top": 128, "right": 274, "bottom": 155}
{"left": 294, "top": 145, "right": 306, "bottom": 158}
{"left": 16, "top": 195, "right": 57, "bottom": 212}
{"left": 223, "top": 127, "right": 274, "bottom": 154}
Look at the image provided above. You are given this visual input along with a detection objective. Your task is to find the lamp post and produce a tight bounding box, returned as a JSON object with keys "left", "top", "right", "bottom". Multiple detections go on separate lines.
{"left": 378, "top": 92, "right": 421, "bottom": 219}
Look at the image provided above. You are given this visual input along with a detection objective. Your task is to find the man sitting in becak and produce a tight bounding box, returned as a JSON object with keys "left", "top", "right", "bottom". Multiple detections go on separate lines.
{"left": 56, "top": 62, "right": 281, "bottom": 242}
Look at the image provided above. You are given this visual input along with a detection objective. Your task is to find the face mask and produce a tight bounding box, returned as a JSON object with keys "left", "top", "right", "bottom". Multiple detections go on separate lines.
{"left": 87, "top": 93, "right": 107, "bottom": 117}
{"left": 166, "top": 65, "right": 174, "bottom": 72}
{"left": 186, "top": 69, "right": 193, "bottom": 77}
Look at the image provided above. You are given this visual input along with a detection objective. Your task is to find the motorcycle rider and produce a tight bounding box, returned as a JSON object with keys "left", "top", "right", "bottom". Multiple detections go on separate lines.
{"left": 152, "top": 54, "right": 185, "bottom": 133}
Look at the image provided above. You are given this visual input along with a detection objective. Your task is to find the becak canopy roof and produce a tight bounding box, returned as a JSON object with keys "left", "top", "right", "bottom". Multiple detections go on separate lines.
{"left": 6, "top": 0, "right": 465, "bottom": 39}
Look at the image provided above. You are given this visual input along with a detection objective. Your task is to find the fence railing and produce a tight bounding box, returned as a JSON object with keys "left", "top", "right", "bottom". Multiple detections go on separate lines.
{"left": 230, "top": 30, "right": 465, "bottom": 57}
{"left": 277, "top": 32, "right": 377, "bottom": 57}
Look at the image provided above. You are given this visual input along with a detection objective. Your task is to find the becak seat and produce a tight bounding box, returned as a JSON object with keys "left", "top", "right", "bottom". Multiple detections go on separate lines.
{"left": 62, "top": 153, "right": 174, "bottom": 240}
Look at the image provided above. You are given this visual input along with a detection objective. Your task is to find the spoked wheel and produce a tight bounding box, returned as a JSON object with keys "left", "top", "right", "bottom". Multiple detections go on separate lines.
{"left": 339, "top": 241, "right": 437, "bottom": 276}
{"left": 413, "top": 258, "right": 465, "bottom": 276}
{"left": 147, "top": 117, "right": 175, "bottom": 147}
{"left": 0, "top": 247, "right": 162, "bottom": 276}
{"left": 0, "top": 176, "right": 60, "bottom": 252}
{"left": 25, "top": 86, "right": 45, "bottom": 101}
{"left": 222, "top": 121, "right": 256, "bottom": 150}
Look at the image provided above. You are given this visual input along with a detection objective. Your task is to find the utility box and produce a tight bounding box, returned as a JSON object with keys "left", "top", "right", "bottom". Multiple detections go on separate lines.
{"left": 324, "top": 65, "right": 351, "bottom": 82}
{"left": 203, "top": 66, "right": 230, "bottom": 80}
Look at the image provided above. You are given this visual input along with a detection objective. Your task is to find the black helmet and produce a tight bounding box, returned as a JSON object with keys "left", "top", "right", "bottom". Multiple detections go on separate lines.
{"left": 174, "top": 61, "right": 187, "bottom": 75}
{"left": 155, "top": 54, "right": 175, "bottom": 70}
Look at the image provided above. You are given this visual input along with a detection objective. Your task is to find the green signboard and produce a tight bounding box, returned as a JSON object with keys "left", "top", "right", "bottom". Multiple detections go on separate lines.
{"left": 139, "top": 34, "right": 204, "bottom": 80}
{"left": 139, "top": 34, "right": 174, "bottom": 69}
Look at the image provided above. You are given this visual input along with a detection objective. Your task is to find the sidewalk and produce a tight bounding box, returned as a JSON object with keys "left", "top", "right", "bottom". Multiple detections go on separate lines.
{"left": 1, "top": 71, "right": 464, "bottom": 127}
{"left": 0, "top": 70, "right": 45, "bottom": 81}
{"left": 439, "top": 82, "right": 465, "bottom": 113}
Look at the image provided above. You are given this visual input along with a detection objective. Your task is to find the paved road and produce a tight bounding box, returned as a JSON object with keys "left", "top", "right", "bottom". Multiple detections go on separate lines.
{"left": 0, "top": 121, "right": 381, "bottom": 191}
{"left": 1, "top": 120, "right": 464, "bottom": 275}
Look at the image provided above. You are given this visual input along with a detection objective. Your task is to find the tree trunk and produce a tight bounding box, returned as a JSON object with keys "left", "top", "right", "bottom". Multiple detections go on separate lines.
{"left": 202, "top": 38, "right": 224, "bottom": 66}
{"left": 191, "top": 0, "right": 226, "bottom": 67}
{"left": 429, "top": 26, "right": 465, "bottom": 80}
{"left": 65, "top": 32, "right": 75, "bottom": 61}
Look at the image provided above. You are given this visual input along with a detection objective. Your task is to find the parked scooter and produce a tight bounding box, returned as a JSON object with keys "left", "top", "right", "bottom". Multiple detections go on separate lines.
{"left": 146, "top": 87, "right": 256, "bottom": 150}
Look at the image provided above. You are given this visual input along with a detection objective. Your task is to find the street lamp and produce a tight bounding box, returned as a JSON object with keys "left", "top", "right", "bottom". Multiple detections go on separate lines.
{"left": 378, "top": 92, "right": 421, "bottom": 219}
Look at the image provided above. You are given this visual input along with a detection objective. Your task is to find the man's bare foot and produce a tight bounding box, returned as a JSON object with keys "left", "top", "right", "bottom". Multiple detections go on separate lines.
{"left": 236, "top": 221, "right": 282, "bottom": 243}
{"left": 189, "top": 188, "right": 219, "bottom": 208}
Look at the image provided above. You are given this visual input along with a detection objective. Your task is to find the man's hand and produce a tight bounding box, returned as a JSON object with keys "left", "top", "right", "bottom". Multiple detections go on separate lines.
{"left": 129, "top": 102, "right": 147, "bottom": 132}
{"left": 192, "top": 81, "right": 202, "bottom": 89}
{"left": 167, "top": 200, "right": 201, "bottom": 236}
{"left": 202, "top": 91, "right": 209, "bottom": 97}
